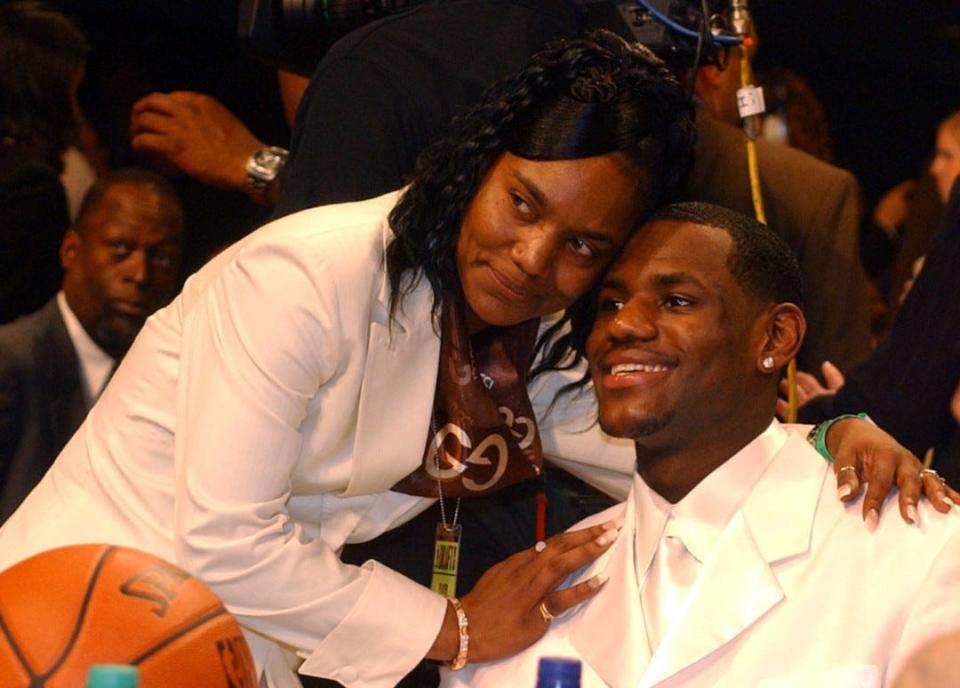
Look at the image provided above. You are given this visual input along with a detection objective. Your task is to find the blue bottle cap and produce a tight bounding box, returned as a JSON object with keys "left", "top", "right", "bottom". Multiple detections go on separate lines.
{"left": 86, "top": 664, "right": 140, "bottom": 688}
{"left": 537, "top": 656, "right": 582, "bottom": 686}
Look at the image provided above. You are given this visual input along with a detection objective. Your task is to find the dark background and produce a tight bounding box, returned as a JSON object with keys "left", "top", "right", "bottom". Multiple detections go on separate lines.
{"left": 23, "top": 0, "right": 960, "bottom": 206}
{"left": 751, "top": 0, "right": 960, "bottom": 200}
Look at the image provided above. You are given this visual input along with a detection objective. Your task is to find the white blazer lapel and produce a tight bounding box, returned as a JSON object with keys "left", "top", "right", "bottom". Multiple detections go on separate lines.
{"left": 569, "top": 496, "right": 652, "bottom": 688}
{"left": 640, "top": 430, "right": 830, "bottom": 687}
{"left": 342, "top": 262, "right": 441, "bottom": 496}
{"left": 640, "top": 510, "right": 784, "bottom": 687}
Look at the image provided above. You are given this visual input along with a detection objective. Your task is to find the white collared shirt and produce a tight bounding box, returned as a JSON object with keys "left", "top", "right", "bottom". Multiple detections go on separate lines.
{"left": 57, "top": 291, "right": 115, "bottom": 406}
{"left": 634, "top": 421, "right": 788, "bottom": 651}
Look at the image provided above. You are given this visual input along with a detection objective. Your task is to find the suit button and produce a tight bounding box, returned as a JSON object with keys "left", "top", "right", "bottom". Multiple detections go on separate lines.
{"left": 338, "top": 666, "right": 358, "bottom": 683}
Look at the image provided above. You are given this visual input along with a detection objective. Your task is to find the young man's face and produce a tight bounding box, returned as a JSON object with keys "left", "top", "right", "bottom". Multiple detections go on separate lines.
{"left": 586, "top": 219, "right": 767, "bottom": 446}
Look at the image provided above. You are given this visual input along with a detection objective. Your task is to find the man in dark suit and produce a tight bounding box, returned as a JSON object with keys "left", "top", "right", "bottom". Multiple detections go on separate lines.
{"left": 0, "top": 168, "right": 183, "bottom": 522}
{"left": 686, "top": 106, "right": 871, "bottom": 371}
{"left": 794, "top": 178, "right": 960, "bottom": 487}
{"left": 685, "top": 51, "right": 871, "bottom": 372}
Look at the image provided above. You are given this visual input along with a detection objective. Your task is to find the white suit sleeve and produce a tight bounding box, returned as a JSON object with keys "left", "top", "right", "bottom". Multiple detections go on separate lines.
{"left": 887, "top": 527, "right": 960, "bottom": 682}
{"left": 173, "top": 238, "right": 446, "bottom": 687}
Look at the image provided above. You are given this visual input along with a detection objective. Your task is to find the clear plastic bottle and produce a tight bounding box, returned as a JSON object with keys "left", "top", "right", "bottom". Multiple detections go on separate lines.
{"left": 86, "top": 664, "right": 140, "bottom": 688}
{"left": 536, "top": 657, "right": 582, "bottom": 687}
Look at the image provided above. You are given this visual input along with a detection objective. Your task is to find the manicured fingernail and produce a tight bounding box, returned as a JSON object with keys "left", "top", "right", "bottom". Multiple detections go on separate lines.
{"left": 837, "top": 484, "right": 853, "bottom": 499}
{"left": 603, "top": 517, "right": 625, "bottom": 531}
{"left": 588, "top": 573, "right": 609, "bottom": 589}
{"left": 865, "top": 509, "right": 879, "bottom": 532}
{"left": 906, "top": 504, "right": 918, "bottom": 524}
{"left": 943, "top": 497, "right": 954, "bottom": 509}
{"left": 595, "top": 530, "right": 618, "bottom": 546}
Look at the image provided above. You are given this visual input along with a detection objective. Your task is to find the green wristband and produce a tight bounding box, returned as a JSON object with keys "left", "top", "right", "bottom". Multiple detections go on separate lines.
{"left": 806, "top": 413, "right": 870, "bottom": 462}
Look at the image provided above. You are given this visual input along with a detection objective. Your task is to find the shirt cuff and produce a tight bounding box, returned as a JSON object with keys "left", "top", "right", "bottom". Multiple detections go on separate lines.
{"left": 298, "top": 560, "right": 448, "bottom": 687}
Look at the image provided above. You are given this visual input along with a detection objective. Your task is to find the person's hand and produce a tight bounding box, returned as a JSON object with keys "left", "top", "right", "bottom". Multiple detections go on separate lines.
{"left": 827, "top": 418, "right": 959, "bottom": 527}
{"left": 427, "top": 518, "right": 620, "bottom": 665}
{"left": 776, "top": 360, "right": 845, "bottom": 419}
{"left": 873, "top": 179, "right": 916, "bottom": 236}
{"left": 130, "top": 91, "right": 264, "bottom": 194}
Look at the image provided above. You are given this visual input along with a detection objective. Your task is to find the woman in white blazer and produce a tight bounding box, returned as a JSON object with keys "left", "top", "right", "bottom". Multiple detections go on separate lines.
{"left": 0, "top": 31, "right": 935, "bottom": 688}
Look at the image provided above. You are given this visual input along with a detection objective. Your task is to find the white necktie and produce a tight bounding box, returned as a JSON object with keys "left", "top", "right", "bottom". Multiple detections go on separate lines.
{"left": 642, "top": 517, "right": 701, "bottom": 651}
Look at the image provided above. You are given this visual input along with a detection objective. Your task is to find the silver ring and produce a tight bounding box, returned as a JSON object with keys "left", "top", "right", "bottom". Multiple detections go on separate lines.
{"left": 920, "top": 468, "right": 943, "bottom": 482}
{"left": 534, "top": 540, "right": 547, "bottom": 553}
{"left": 837, "top": 465, "right": 858, "bottom": 476}
{"left": 538, "top": 600, "right": 556, "bottom": 623}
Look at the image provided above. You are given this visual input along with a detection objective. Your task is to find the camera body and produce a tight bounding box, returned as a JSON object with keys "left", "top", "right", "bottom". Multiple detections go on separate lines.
{"left": 238, "top": 0, "right": 740, "bottom": 76}
{"left": 583, "top": 0, "right": 735, "bottom": 70}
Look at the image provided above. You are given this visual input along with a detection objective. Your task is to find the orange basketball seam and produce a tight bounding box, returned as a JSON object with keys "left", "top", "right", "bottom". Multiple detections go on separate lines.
{"left": 0, "top": 608, "right": 37, "bottom": 683}
{"left": 12, "top": 545, "right": 116, "bottom": 683}
{"left": 127, "top": 606, "right": 228, "bottom": 666}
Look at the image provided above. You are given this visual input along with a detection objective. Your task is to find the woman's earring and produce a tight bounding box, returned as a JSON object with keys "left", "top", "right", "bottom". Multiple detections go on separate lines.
{"left": 762, "top": 356, "right": 775, "bottom": 371}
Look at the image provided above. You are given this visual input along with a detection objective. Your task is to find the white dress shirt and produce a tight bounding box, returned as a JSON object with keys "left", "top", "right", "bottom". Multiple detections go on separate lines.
{"left": 57, "top": 290, "right": 115, "bottom": 405}
{"left": 634, "top": 422, "right": 782, "bottom": 653}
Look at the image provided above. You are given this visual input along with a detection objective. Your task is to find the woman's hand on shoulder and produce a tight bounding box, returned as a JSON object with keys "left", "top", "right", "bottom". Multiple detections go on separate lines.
{"left": 827, "top": 417, "right": 959, "bottom": 525}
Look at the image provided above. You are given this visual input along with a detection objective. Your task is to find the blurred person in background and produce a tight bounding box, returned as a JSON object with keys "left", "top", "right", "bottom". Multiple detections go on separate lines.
{"left": 0, "top": 0, "right": 90, "bottom": 324}
{"left": 930, "top": 111, "right": 960, "bottom": 205}
{"left": 872, "top": 110, "right": 959, "bottom": 310}
{"left": 785, "top": 176, "right": 960, "bottom": 488}
{"left": 0, "top": 168, "right": 183, "bottom": 522}
{"left": 128, "top": 70, "right": 309, "bottom": 211}
{"left": 685, "top": 44, "right": 872, "bottom": 372}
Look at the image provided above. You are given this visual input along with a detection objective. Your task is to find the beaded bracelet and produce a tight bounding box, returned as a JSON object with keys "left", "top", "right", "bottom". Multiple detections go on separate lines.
{"left": 445, "top": 597, "right": 469, "bottom": 671}
{"left": 806, "top": 412, "right": 870, "bottom": 461}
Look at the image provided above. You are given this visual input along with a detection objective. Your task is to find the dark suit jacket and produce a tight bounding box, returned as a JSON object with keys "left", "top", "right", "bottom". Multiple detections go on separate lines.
{"left": 0, "top": 298, "right": 87, "bottom": 522}
{"left": 685, "top": 109, "right": 872, "bottom": 371}
{"left": 800, "top": 179, "right": 960, "bottom": 486}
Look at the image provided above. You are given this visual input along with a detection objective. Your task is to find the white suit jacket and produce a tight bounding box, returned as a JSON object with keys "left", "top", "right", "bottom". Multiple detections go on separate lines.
{"left": 444, "top": 424, "right": 960, "bottom": 688}
{"left": 0, "top": 191, "right": 636, "bottom": 688}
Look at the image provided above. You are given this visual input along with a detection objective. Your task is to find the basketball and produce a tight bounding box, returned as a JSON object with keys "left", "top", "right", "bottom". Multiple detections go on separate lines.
{"left": 0, "top": 544, "right": 258, "bottom": 687}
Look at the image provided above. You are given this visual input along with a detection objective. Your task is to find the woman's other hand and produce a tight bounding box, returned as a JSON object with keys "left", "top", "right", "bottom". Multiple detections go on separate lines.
{"left": 427, "top": 518, "right": 621, "bottom": 665}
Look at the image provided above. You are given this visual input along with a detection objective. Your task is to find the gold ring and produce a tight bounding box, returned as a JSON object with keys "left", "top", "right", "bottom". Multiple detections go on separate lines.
{"left": 837, "top": 465, "right": 858, "bottom": 476}
{"left": 538, "top": 600, "right": 556, "bottom": 623}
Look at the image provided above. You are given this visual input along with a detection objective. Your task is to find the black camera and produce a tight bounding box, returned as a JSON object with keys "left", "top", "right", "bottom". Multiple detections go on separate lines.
{"left": 583, "top": 0, "right": 740, "bottom": 70}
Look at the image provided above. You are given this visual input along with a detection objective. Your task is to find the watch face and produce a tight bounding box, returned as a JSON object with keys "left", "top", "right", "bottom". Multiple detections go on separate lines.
{"left": 253, "top": 150, "right": 282, "bottom": 172}
{"left": 247, "top": 146, "right": 288, "bottom": 187}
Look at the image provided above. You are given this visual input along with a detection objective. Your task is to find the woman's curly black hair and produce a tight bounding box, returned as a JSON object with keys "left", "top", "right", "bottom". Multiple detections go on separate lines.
{"left": 386, "top": 29, "right": 695, "bottom": 378}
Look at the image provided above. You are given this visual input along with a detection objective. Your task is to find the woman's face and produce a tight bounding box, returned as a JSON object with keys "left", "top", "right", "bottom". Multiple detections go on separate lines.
{"left": 456, "top": 151, "right": 646, "bottom": 332}
{"left": 930, "top": 124, "right": 960, "bottom": 203}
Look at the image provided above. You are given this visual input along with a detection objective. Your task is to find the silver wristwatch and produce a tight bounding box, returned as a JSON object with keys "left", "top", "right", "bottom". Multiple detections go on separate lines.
{"left": 245, "top": 146, "right": 288, "bottom": 192}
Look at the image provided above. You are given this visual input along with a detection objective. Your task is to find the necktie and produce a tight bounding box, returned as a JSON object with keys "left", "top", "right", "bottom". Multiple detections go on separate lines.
{"left": 642, "top": 517, "right": 701, "bottom": 652}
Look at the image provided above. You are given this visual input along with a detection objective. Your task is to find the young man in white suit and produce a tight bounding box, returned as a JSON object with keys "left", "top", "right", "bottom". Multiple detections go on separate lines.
{"left": 443, "top": 202, "right": 960, "bottom": 688}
